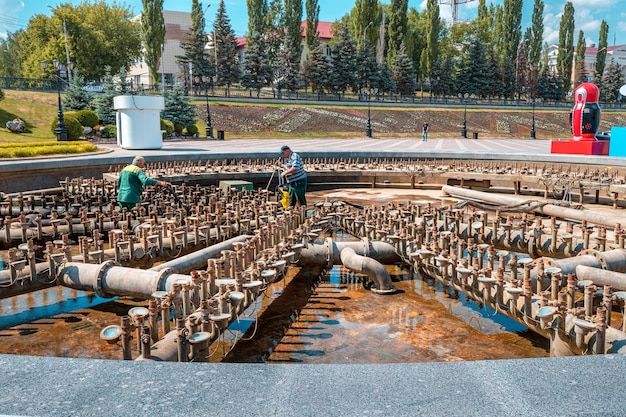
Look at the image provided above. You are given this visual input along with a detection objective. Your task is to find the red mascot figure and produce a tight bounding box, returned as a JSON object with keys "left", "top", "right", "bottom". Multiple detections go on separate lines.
{"left": 551, "top": 82, "right": 608, "bottom": 155}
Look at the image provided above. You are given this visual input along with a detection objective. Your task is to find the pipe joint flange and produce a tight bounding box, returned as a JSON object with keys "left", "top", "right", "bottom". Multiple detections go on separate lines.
{"left": 371, "top": 286, "right": 398, "bottom": 295}
{"left": 155, "top": 267, "right": 173, "bottom": 292}
{"left": 361, "top": 237, "right": 370, "bottom": 258}
{"left": 325, "top": 237, "right": 334, "bottom": 270}
{"left": 578, "top": 249, "right": 607, "bottom": 269}
{"left": 95, "top": 260, "right": 115, "bottom": 299}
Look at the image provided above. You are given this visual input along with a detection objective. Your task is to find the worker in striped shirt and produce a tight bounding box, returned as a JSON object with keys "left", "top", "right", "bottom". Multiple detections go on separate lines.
{"left": 279, "top": 145, "right": 307, "bottom": 207}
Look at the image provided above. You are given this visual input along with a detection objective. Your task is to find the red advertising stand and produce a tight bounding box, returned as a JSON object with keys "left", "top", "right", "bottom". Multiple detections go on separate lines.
{"left": 550, "top": 82, "right": 609, "bottom": 156}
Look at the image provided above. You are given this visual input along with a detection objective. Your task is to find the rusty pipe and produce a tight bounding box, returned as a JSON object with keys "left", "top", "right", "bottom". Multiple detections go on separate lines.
{"left": 339, "top": 246, "right": 394, "bottom": 292}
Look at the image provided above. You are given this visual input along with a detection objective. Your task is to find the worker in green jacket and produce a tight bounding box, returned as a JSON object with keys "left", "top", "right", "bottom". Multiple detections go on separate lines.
{"left": 116, "top": 156, "right": 168, "bottom": 210}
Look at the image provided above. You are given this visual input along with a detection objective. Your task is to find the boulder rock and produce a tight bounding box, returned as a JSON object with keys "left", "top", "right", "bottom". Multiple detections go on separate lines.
{"left": 6, "top": 118, "right": 25, "bottom": 133}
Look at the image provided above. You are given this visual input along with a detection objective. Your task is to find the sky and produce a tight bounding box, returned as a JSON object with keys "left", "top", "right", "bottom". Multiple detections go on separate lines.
{"left": 2, "top": 0, "right": 626, "bottom": 46}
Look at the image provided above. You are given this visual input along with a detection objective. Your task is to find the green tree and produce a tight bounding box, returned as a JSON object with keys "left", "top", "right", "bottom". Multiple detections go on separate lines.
{"left": 283, "top": 0, "right": 304, "bottom": 80}
{"left": 141, "top": 0, "right": 166, "bottom": 89}
{"left": 242, "top": 32, "right": 273, "bottom": 96}
{"left": 423, "top": 0, "right": 441, "bottom": 88}
{"left": 594, "top": 20, "right": 609, "bottom": 82}
{"left": 515, "top": 38, "right": 529, "bottom": 98}
{"left": 528, "top": 0, "right": 544, "bottom": 70}
{"left": 355, "top": 44, "right": 378, "bottom": 92}
{"left": 329, "top": 24, "right": 357, "bottom": 96}
{"left": 456, "top": 37, "right": 490, "bottom": 97}
{"left": 162, "top": 86, "right": 198, "bottom": 128}
{"left": 557, "top": 2, "right": 575, "bottom": 98}
{"left": 92, "top": 66, "right": 117, "bottom": 124}
{"left": 386, "top": 0, "right": 408, "bottom": 63}
{"left": 600, "top": 59, "right": 624, "bottom": 102}
{"left": 177, "top": 0, "right": 210, "bottom": 94}
{"left": 265, "top": 0, "right": 284, "bottom": 71}
{"left": 0, "top": 31, "right": 21, "bottom": 77}
{"left": 213, "top": 0, "right": 241, "bottom": 95}
{"left": 537, "top": 67, "right": 563, "bottom": 101}
{"left": 305, "top": 44, "right": 330, "bottom": 94}
{"left": 502, "top": 0, "right": 523, "bottom": 77}
{"left": 63, "top": 70, "right": 92, "bottom": 111}
{"left": 574, "top": 30, "right": 587, "bottom": 86}
{"left": 305, "top": 0, "right": 320, "bottom": 52}
{"left": 350, "top": 0, "right": 381, "bottom": 51}
{"left": 391, "top": 43, "right": 416, "bottom": 96}
{"left": 247, "top": 0, "right": 267, "bottom": 36}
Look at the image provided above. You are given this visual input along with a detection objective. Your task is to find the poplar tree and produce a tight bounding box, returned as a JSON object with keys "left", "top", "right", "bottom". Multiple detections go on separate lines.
{"left": 213, "top": 0, "right": 241, "bottom": 95}
{"left": 386, "top": 0, "right": 408, "bottom": 64}
{"left": 284, "top": 0, "right": 303, "bottom": 67}
{"left": 305, "top": 0, "right": 320, "bottom": 52}
{"left": 594, "top": 21, "right": 609, "bottom": 81}
{"left": 424, "top": 0, "right": 441, "bottom": 83}
{"left": 350, "top": 0, "right": 380, "bottom": 51}
{"left": 141, "top": 0, "right": 166, "bottom": 89}
{"left": 247, "top": 0, "right": 267, "bottom": 37}
{"left": 574, "top": 30, "right": 587, "bottom": 86}
{"left": 557, "top": 2, "right": 575, "bottom": 98}
{"left": 528, "top": 0, "right": 544, "bottom": 69}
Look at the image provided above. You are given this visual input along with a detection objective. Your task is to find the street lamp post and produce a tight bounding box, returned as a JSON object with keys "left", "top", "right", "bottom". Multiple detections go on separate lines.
{"left": 362, "top": 87, "right": 376, "bottom": 138}
{"left": 197, "top": 75, "right": 213, "bottom": 138}
{"left": 41, "top": 59, "right": 71, "bottom": 141}
{"left": 459, "top": 93, "right": 468, "bottom": 138}
{"left": 529, "top": 98, "right": 540, "bottom": 139}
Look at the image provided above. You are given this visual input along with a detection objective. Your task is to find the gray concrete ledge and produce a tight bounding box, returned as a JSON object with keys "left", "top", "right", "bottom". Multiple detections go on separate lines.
{"left": 1, "top": 353, "right": 625, "bottom": 416}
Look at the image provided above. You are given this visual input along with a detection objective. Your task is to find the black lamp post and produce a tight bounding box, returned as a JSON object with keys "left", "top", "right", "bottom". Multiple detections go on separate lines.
{"left": 459, "top": 93, "right": 468, "bottom": 138}
{"left": 195, "top": 75, "right": 213, "bottom": 138}
{"left": 41, "top": 59, "right": 71, "bottom": 141}
{"left": 363, "top": 87, "right": 377, "bottom": 138}
{"left": 530, "top": 98, "right": 538, "bottom": 139}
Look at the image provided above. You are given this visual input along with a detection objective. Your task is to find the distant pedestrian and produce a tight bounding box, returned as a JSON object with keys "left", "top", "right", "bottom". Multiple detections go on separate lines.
{"left": 422, "top": 122, "right": 429, "bottom": 141}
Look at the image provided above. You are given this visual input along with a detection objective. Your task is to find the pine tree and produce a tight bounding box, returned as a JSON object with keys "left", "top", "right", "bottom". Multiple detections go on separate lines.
{"left": 177, "top": 0, "right": 210, "bottom": 94}
{"left": 456, "top": 38, "right": 490, "bottom": 98}
{"left": 92, "top": 66, "right": 117, "bottom": 124}
{"left": 161, "top": 85, "right": 198, "bottom": 129}
{"left": 63, "top": 70, "right": 92, "bottom": 111}
{"left": 355, "top": 44, "right": 378, "bottom": 92}
{"left": 274, "top": 37, "right": 300, "bottom": 93}
{"left": 374, "top": 62, "right": 396, "bottom": 95}
{"left": 391, "top": 43, "right": 416, "bottom": 96}
{"left": 242, "top": 32, "right": 273, "bottom": 97}
{"left": 304, "top": 44, "right": 329, "bottom": 94}
{"left": 213, "top": 0, "right": 241, "bottom": 96}
{"left": 537, "top": 67, "right": 563, "bottom": 101}
{"left": 600, "top": 60, "right": 624, "bottom": 102}
{"left": 329, "top": 24, "right": 357, "bottom": 96}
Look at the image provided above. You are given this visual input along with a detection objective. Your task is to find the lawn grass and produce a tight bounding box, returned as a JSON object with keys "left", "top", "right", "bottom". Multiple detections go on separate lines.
{"left": 0, "top": 90, "right": 98, "bottom": 156}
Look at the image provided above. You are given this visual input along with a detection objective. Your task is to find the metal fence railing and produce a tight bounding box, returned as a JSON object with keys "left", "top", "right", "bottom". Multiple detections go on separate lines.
{"left": 3, "top": 76, "right": 625, "bottom": 110}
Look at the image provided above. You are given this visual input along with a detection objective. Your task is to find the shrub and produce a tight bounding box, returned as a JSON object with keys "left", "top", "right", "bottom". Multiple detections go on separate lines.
{"left": 160, "top": 118, "right": 174, "bottom": 139}
{"left": 100, "top": 125, "right": 117, "bottom": 138}
{"left": 185, "top": 124, "right": 198, "bottom": 136}
{"left": 174, "top": 123, "right": 184, "bottom": 134}
{"left": 75, "top": 109, "right": 99, "bottom": 128}
{"left": 50, "top": 114, "right": 83, "bottom": 141}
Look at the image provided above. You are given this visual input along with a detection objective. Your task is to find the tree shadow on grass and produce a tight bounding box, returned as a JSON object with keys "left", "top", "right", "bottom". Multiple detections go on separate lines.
{"left": 0, "top": 108, "right": 34, "bottom": 134}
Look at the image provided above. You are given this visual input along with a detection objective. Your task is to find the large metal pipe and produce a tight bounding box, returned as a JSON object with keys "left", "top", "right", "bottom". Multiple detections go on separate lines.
{"left": 149, "top": 235, "right": 252, "bottom": 274}
{"left": 442, "top": 185, "right": 626, "bottom": 228}
{"left": 298, "top": 238, "right": 401, "bottom": 266}
{"left": 339, "top": 246, "right": 394, "bottom": 292}
{"left": 58, "top": 261, "right": 190, "bottom": 299}
{"left": 576, "top": 265, "right": 626, "bottom": 291}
